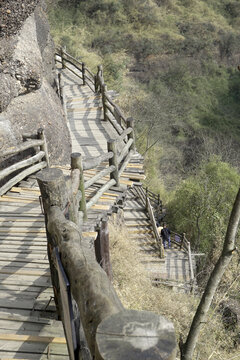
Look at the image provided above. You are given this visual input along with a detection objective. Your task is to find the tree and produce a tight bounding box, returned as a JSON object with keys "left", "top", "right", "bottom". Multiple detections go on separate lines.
{"left": 181, "top": 187, "right": 240, "bottom": 360}
{"left": 167, "top": 158, "right": 240, "bottom": 254}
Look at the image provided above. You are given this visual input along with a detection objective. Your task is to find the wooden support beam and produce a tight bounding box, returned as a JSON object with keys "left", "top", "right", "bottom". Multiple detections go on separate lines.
{"left": 36, "top": 168, "right": 70, "bottom": 319}
{"left": 82, "top": 62, "right": 86, "bottom": 85}
{"left": 95, "top": 217, "right": 112, "bottom": 281}
{"left": 107, "top": 140, "right": 119, "bottom": 187}
{"left": 37, "top": 128, "right": 50, "bottom": 167}
{"left": 71, "top": 152, "right": 87, "bottom": 221}
{"left": 126, "top": 117, "right": 135, "bottom": 152}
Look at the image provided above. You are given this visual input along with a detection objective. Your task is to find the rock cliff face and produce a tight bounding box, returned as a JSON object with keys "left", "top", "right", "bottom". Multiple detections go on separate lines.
{"left": 0, "top": 0, "right": 71, "bottom": 165}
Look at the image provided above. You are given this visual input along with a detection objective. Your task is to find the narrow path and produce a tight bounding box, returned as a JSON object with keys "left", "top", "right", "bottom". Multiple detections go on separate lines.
{"left": 124, "top": 188, "right": 194, "bottom": 291}
{"left": 60, "top": 65, "right": 194, "bottom": 291}
{"left": 0, "top": 177, "right": 69, "bottom": 359}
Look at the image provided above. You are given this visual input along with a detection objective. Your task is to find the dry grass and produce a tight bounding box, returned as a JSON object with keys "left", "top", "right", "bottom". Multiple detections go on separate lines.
{"left": 108, "top": 219, "right": 240, "bottom": 360}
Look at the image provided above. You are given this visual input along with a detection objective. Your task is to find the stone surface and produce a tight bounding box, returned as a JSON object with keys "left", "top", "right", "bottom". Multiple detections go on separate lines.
{"left": 0, "top": 0, "right": 71, "bottom": 165}
{"left": 1, "top": 79, "right": 71, "bottom": 165}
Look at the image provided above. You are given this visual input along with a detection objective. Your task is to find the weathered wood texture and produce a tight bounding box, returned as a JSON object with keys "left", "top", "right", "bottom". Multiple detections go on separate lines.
{"left": 0, "top": 178, "right": 69, "bottom": 359}
{"left": 71, "top": 152, "right": 87, "bottom": 221}
{"left": 95, "top": 217, "right": 112, "bottom": 280}
{"left": 107, "top": 140, "right": 119, "bottom": 187}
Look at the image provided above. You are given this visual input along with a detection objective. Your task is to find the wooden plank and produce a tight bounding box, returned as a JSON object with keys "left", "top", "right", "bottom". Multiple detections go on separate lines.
{"left": 0, "top": 240, "right": 46, "bottom": 246}
{"left": 0, "top": 278, "right": 51, "bottom": 288}
{"left": 0, "top": 352, "right": 68, "bottom": 359}
{"left": 0, "top": 284, "right": 51, "bottom": 293}
{"left": 0, "top": 261, "right": 49, "bottom": 270}
{"left": 0, "top": 228, "right": 45, "bottom": 233}
{"left": 67, "top": 106, "right": 102, "bottom": 112}
{"left": 0, "top": 248, "right": 47, "bottom": 255}
{"left": 0, "top": 297, "right": 55, "bottom": 312}
{"left": 1, "top": 195, "right": 39, "bottom": 202}
{"left": 0, "top": 269, "right": 50, "bottom": 277}
{"left": 0, "top": 320, "right": 64, "bottom": 337}
{"left": 82, "top": 231, "right": 97, "bottom": 238}
{"left": 0, "top": 254, "right": 48, "bottom": 262}
{"left": 0, "top": 214, "right": 44, "bottom": 219}
{"left": 91, "top": 204, "right": 110, "bottom": 210}
{"left": 0, "top": 311, "right": 53, "bottom": 324}
{"left": 0, "top": 251, "right": 48, "bottom": 259}
{"left": 0, "top": 340, "right": 68, "bottom": 355}
{"left": 10, "top": 186, "right": 40, "bottom": 193}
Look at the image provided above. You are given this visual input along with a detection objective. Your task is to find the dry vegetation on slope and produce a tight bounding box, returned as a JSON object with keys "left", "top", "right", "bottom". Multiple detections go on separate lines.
{"left": 109, "top": 219, "right": 239, "bottom": 360}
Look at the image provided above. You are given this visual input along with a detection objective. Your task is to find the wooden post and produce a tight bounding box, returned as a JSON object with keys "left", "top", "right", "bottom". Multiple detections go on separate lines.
{"left": 102, "top": 84, "right": 107, "bottom": 121}
{"left": 61, "top": 47, "right": 65, "bottom": 69}
{"left": 126, "top": 117, "right": 135, "bottom": 152}
{"left": 95, "top": 309, "right": 177, "bottom": 360}
{"left": 94, "top": 75, "right": 98, "bottom": 93}
{"left": 95, "top": 217, "right": 112, "bottom": 281}
{"left": 180, "top": 233, "right": 185, "bottom": 250}
{"left": 82, "top": 62, "right": 86, "bottom": 85}
{"left": 37, "top": 128, "right": 50, "bottom": 167}
{"left": 71, "top": 152, "right": 87, "bottom": 221}
{"left": 145, "top": 187, "right": 148, "bottom": 210}
{"left": 96, "top": 65, "right": 102, "bottom": 93}
{"left": 36, "top": 168, "right": 70, "bottom": 319}
{"left": 107, "top": 140, "right": 119, "bottom": 187}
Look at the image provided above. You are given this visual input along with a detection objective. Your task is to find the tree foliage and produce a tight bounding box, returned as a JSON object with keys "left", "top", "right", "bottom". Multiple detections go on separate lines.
{"left": 167, "top": 158, "right": 240, "bottom": 255}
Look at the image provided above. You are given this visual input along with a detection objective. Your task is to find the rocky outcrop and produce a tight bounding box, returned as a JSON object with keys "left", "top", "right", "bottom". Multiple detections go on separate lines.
{"left": 0, "top": 0, "right": 71, "bottom": 165}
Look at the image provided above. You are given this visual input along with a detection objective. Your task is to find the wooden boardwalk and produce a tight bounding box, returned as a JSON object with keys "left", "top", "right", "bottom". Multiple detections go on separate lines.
{"left": 61, "top": 66, "right": 193, "bottom": 291}
{"left": 124, "top": 188, "right": 194, "bottom": 291}
{"left": 0, "top": 178, "right": 69, "bottom": 359}
{"left": 0, "top": 59, "right": 193, "bottom": 358}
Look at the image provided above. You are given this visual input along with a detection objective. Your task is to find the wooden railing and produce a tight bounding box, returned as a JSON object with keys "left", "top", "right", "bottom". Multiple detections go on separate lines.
{"left": 0, "top": 128, "right": 49, "bottom": 196}
{"left": 144, "top": 186, "right": 162, "bottom": 213}
{"left": 73, "top": 126, "right": 135, "bottom": 221}
{"left": 132, "top": 183, "right": 164, "bottom": 258}
{"left": 36, "top": 167, "right": 177, "bottom": 360}
{"left": 55, "top": 48, "right": 96, "bottom": 93}
{"left": 171, "top": 231, "right": 195, "bottom": 285}
{"left": 55, "top": 47, "right": 130, "bottom": 136}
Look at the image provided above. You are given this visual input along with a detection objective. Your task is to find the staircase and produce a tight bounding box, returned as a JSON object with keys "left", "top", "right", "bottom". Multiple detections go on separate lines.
{"left": 124, "top": 187, "right": 195, "bottom": 292}
{"left": 57, "top": 52, "right": 195, "bottom": 293}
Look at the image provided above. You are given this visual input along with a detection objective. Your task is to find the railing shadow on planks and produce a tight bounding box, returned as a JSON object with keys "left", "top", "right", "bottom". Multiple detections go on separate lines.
{"left": 0, "top": 134, "right": 178, "bottom": 358}
{"left": 36, "top": 163, "right": 178, "bottom": 360}
{"left": 55, "top": 47, "right": 133, "bottom": 137}
{"left": 0, "top": 47, "right": 181, "bottom": 358}
{"left": 54, "top": 46, "right": 165, "bottom": 254}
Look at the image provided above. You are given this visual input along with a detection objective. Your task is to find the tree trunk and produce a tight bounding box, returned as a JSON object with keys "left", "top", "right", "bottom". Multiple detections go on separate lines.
{"left": 181, "top": 187, "right": 240, "bottom": 360}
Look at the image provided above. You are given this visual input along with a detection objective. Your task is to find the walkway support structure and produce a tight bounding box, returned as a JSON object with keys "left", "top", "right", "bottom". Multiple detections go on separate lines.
{"left": 37, "top": 167, "right": 177, "bottom": 360}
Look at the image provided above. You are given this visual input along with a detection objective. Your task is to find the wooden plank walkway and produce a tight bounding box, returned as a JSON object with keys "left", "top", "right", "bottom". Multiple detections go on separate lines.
{"left": 60, "top": 66, "right": 193, "bottom": 292}
{"left": 0, "top": 179, "right": 69, "bottom": 359}
{"left": 124, "top": 188, "right": 194, "bottom": 292}
{"left": 0, "top": 60, "right": 193, "bottom": 358}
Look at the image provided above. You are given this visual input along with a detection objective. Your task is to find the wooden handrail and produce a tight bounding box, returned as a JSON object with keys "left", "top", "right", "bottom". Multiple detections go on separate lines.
{"left": 36, "top": 167, "right": 177, "bottom": 360}
{"left": 84, "top": 165, "right": 116, "bottom": 190}
{"left": 2, "top": 139, "right": 44, "bottom": 157}
{"left": 56, "top": 48, "right": 136, "bottom": 147}
{"left": 83, "top": 152, "right": 113, "bottom": 170}
{"left": 0, "top": 129, "right": 49, "bottom": 197}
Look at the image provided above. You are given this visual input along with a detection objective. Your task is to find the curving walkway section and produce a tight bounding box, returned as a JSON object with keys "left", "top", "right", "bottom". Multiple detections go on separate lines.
{"left": 60, "top": 65, "right": 194, "bottom": 292}
{"left": 0, "top": 56, "right": 194, "bottom": 358}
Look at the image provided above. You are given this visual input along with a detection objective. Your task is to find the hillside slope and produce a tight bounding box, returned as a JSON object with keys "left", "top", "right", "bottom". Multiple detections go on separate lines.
{"left": 48, "top": 0, "right": 240, "bottom": 187}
